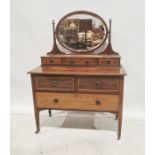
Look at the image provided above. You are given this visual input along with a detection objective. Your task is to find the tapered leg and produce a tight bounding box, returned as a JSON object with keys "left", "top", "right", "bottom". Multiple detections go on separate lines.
{"left": 48, "top": 109, "right": 52, "bottom": 117}
{"left": 117, "top": 77, "right": 124, "bottom": 140}
{"left": 34, "top": 109, "right": 40, "bottom": 134}
{"left": 117, "top": 112, "right": 122, "bottom": 140}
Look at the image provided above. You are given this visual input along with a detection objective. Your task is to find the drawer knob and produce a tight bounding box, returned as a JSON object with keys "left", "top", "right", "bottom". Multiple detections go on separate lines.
{"left": 96, "top": 100, "right": 101, "bottom": 105}
{"left": 106, "top": 60, "right": 110, "bottom": 64}
{"left": 85, "top": 60, "right": 89, "bottom": 64}
{"left": 70, "top": 60, "right": 74, "bottom": 64}
{"left": 53, "top": 98, "right": 59, "bottom": 103}
{"left": 50, "top": 60, "right": 54, "bottom": 63}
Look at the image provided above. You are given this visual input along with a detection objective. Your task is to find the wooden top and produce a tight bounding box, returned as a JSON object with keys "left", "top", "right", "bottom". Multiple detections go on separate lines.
{"left": 28, "top": 66, "right": 127, "bottom": 76}
{"left": 41, "top": 54, "right": 121, "bottom": 59}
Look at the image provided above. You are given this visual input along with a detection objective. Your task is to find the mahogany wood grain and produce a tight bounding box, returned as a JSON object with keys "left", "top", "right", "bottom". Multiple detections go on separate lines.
{"left": 28, "top": 12, "right": 127, "bottom": 140}
{"left": 78, "top": 77, "right": 120, "bottom": 93}
{"left": 41, "top": 54, "right": 120, "bottom": 67}
{"left": 29, "top": 52, "right": 126, "bottom": 140}
{"left": 36, "top": 92, "right": 119, "bottom": 111}
{"left": 41, "top": 57, "right": 62, "bottom": 65}
{"left": 98, "top": 58, "right": 120, "bottom": 66}
{"left": 28, "top": 66, "right": 126, "bottom": 76}
{"left": 30, "top": 75, "right": 40, "bottom": 133}
{"left": 118, "top": 76, "right": 124, "bottom": 140}
{"left": 35, "top": 76, "right": 74, "bottom": 91}
{"left": 41, "top": 54, "right": 121, "bottom": 58}
{"left": 62, "top": 58, "right": 97, "bottom": 65}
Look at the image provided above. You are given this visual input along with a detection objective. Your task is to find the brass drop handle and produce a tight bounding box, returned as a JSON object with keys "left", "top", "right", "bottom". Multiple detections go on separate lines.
{"left": 96, "top": 100, "right": 101, "bottom": 105}
{"left": 53, "top": 98, "right": 59, "bottom": 103}
{"left": 95, "top": 81, "right": 101, "bottom": 89}
{"left": 51, "top": 80, "right": 57, "bottom": 86}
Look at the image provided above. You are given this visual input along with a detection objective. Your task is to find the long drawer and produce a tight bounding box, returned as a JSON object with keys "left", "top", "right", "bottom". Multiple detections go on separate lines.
{"left": 78, "top": 77, "right": 120, "bottom": 93}
{"left": 36, "top": 92, "right": 119, "bottom": 111}
{"left": 35, "top": 76, "right": 74, "bottom": 91}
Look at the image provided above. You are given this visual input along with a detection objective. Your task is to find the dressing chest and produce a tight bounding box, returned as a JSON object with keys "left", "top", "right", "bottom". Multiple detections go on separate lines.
{"left": 28, "top": 11, "right": 126, "bottom": 139}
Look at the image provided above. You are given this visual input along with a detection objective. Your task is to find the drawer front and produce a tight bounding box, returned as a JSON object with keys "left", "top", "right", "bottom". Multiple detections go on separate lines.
{"left": 98, "top": 58, "right": 120, "bottom": 66}
{"left": 62, "top": 58, "right": 97, "bottom": 65}
{"left": 41, "top": 58, "right": 62, "bottom": 65}
{"left": 78, "top": 77, "right": 120, "bottom": 93}
{"left": 36, "top": 92, "right": 119, "bottom": 111}
{"left": 35, "top": 76, "right": 74, "bottom": 91}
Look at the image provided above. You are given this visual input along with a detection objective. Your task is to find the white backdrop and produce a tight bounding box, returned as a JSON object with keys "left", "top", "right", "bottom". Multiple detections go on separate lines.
{"left": 11, "top": 0, "right": 144, "bottom": 120}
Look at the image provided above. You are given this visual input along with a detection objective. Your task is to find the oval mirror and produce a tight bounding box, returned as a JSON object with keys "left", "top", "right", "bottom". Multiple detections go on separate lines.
{"left": 56, "top": 11, "right": 108, "bottom": 53}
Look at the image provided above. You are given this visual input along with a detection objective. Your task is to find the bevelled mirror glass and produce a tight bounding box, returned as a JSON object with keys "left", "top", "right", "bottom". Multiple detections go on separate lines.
{"left": 56, "top": 11, "right": 108, "bottom": 53}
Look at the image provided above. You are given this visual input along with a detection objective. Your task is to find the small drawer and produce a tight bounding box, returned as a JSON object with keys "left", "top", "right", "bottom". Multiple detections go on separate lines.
{"left": 35, "top": 76, "right": 74, "bottom": 91}
{"left": 62, "top": 58, "right": 97, "bottom": 65}
{"left": 98, "top": 58, "right": 120, "bottom": 66}
{"left": 78, "top": 77, "right": 120, "bottom": 93}
{"left": 36, "top": 92, "right": 119, "bottom": 111}
{"left": 41, "top": 58, "right": 62, "bottom": 65}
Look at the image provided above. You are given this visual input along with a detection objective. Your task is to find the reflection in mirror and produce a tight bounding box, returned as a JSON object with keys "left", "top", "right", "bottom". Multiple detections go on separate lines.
{"left": 56, "top": 13, "right": 108, "bottom": 52}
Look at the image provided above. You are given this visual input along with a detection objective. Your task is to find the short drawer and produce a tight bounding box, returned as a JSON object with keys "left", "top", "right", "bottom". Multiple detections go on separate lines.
{"left": 41, "top": 57, "right": 62, "bottom": 65}
{"left": 78, "top": 77, "right": 120, "bottom": 93}
{"left": 36, "top": 92, "right": 119, "bottom": 111}
{"left": 35, "top": 76, "right": 74, "bottom": 91}
{"left": 62, "top": 58, "right": 97, "bottom": 65}
{"left": 98, "top": 58, "right": 120, "bottom": 66}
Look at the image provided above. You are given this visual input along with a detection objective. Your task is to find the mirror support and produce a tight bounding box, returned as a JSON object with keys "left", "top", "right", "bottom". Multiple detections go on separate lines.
{"left": 100, "top": 19, "right": 118, "bottom": 55}
{"left": 47, "top": 20, "right": 63, "bottom": 55}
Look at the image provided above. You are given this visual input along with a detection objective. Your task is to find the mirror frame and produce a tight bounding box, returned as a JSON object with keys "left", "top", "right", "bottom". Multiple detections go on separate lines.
{"left": 56, "top": 10, "right": 109, "bottom": 53}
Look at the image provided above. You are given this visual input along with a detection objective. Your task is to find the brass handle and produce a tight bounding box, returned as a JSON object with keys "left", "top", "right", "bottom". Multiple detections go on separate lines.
{"left": 53, "top": 98, "right": 59, "bottom": 103}
{"left": 51, "top": 80, "right": 57, "bottom": 86}
{"left": 96, "top": 100, "right": 101, "bottom": 105}
{"left": 95, "top": 81, "right": 101, "bottom": 89}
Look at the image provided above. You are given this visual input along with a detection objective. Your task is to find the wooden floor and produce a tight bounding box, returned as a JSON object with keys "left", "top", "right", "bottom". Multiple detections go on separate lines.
{"left": 11, "top": 112, "right": 144, "bottom": 155}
